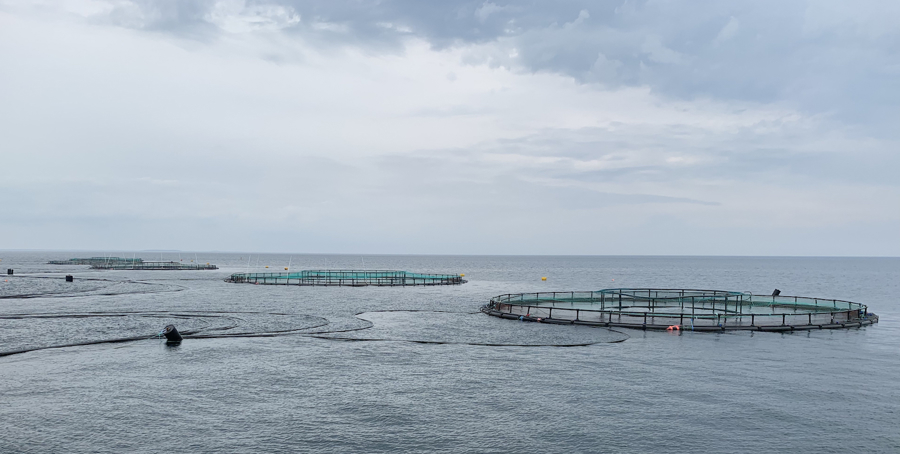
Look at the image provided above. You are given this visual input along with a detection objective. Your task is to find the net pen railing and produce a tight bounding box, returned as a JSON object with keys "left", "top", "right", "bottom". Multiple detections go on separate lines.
{"left": 485, "top": 288, "right": 873, "bottom": 330}
{"left": 49, "top": 257, "right": 144, "bottom": 265}
{"left": 228, "top": 270, "right": 465, "bottom": 286}
{"left": 91, "top": 261, "right": 218, "bottom": 270}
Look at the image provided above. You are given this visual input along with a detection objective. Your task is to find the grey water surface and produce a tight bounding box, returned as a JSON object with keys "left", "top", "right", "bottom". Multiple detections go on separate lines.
{"left": 1, "top": 252, "right": 898, "bottom": 453}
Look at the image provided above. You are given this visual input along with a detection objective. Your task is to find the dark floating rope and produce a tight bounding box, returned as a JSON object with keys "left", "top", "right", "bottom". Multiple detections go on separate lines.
{"left": 0, "top": 309, "right": 629, "bottom": 358}
{"left": 0, "top": 311, "right": 328, "bottom": 358}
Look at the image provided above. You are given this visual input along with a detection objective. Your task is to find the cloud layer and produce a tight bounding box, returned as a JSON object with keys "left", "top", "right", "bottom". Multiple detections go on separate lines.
{"left": 0, "top": 0, "right": 897, "bottom": 255}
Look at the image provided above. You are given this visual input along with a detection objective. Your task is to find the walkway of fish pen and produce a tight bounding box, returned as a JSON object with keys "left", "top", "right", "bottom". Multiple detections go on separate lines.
{"left": 227, "top": 270, "right": 466, "bottom": 286}
{"left": 483, "top": 288, "right": 878, "bottom": 331}
{"left": 49, "top": 257, "right": 143, "bottom": 265}
{"left": 91, "top": 261, "right": 218, "bottom": 270}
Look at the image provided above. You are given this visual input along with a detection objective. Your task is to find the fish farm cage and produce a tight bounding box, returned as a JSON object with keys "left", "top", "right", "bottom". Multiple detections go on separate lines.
{"left": 227, "top": 270, "right": 466, "bottom": 286}
{"left": 91, "top": 261, "right": 218, "bottom": 270}
{"left": 49, "top": 257, "right": 143, "bottom": 265}
{"left": 483, "top": 288, "right": 878, "bottom": 331}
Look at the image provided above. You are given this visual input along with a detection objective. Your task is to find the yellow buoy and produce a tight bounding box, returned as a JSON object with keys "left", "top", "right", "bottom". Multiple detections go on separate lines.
{"left": 284, "top": 267, "right": 289, "bottom": 270}
{"left": 265, "top": 266, "right": 269, "bottom": 268}
{"left": 541, "top": 277, "right": 547, "bottom": 281}
{"left": 460, "top": 273, "right": 465, "bottom": 277}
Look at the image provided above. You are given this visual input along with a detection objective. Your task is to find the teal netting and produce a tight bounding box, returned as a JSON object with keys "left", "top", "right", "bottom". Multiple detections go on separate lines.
{"left": 228, "top": 270, "right": 465, "bottom": 286}
{"left": 487, "top": 288, "right": 874, "bottom": 330}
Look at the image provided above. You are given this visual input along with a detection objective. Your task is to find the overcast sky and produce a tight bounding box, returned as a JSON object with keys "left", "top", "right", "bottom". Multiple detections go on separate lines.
{"left": 1, "top": 0, "right": 898, "bottom": 255}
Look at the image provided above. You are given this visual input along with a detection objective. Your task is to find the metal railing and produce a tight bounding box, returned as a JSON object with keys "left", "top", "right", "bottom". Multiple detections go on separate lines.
{"left": 485, "top": 288, "right": 872, "bottom": 330}
{"left": 49, "top": 257, "right": 143, "bottom": 265}
{"left": 91, "top": 261, "right": 217, "bottom": 270}
{"left": 228, "top": 270, "right": 465, "bottom": 286}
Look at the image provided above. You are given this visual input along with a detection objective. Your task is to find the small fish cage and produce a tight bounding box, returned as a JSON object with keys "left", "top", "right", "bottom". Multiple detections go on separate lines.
{"left": 49, "top": 257, "right": 144, "bottom": 265}
{"left": 91, "top": 261, "right": 217, "bottom": 270}
{"left": 227, "top": 270, "right": 465, "bottom": 286}
{"left": 483, "top": 288, "right": 878, "bottom": 331}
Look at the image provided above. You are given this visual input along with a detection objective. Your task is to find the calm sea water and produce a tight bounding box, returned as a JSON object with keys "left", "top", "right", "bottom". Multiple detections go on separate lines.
{"left": 1, "top": 252, "right": 898, "bottom": 453}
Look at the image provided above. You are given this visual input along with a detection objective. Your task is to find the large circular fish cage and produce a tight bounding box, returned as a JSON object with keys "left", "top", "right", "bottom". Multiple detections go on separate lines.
{"left": 483, "top": 288, "right": 878, "bottom": 331}
{"left": 227, "top": 270, "right": 466, "bottom": 287}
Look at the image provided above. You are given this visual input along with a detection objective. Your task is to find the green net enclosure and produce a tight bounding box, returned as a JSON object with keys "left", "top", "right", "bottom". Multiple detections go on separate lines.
{"left": 227, "top": 270, "right": 466, "bottom": 286}
{"left": 484, "top": 288, "right": 878, "bottom": 331}
{"left": 90, "top": 261, "right": 218, "bottom": 270}
{"left": 48, "top": 257, "right": 144, "bottom": 265}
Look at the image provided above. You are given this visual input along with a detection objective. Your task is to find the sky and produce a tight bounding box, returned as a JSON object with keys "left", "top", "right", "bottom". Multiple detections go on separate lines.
{"left": 0, "top": 0, "right": 898, "bottom": 255}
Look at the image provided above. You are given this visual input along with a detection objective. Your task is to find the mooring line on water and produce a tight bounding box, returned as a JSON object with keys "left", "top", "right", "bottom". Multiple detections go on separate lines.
{"left": 0, "top": 277, "right": 188, "bottom": 300}
{"left": 0, "top": 332, "right": 196, "bottom": 358}
{"left": 353, "top": 309, "right": 483, "bottom": 316}
{"left": 308, "top": 335, "right": 624, "bottom": 347}
{"left": 309, "top": 309, "right": 631, "bottom": 346}
{"left": 0, "top": 310, "right": 331, "bottom": 358}
{"left": 0, "top": 307, "right": 630, "bottom": 359}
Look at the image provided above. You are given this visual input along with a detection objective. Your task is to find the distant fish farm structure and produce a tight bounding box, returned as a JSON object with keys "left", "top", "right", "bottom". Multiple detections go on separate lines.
{"left": 49, "top": 257, "right": 143, "bottom": 266}
{"left": 484, "top": 288, "right": 878, "bottom": 331}
{"left": 91, "top": 261, "right": 218, "bottom": 270}
{"left": 227, "top": 270, "right": 466, "bottom": 286}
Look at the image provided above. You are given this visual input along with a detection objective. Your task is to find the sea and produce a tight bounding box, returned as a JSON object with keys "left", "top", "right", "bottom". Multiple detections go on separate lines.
{"left": 1, "top": 252, "right": 898, "bottom": 453}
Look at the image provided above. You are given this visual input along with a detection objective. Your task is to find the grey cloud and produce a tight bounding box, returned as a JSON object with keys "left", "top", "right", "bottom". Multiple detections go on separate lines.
{"left": 89, "top": 0, "right": 900, "bottom": 134}
{"left": 388, "top": 117, "right": 899, "bottom": 194}
{"left": 369, "top": 154, "right": 719, "bottom": 223}
{"left": 104, "top": 0, "right": 221, "bottom": 36}
{"left": 2, "top": 0, "right": 897, "bottom": 254}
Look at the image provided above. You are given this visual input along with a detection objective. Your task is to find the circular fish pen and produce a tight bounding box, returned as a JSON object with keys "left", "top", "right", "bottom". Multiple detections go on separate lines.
{"left": 227, "top": 270, "right": 466, "bottom": 286}
{"left": 483, "top": 288, "right": 878, "bottom": 331}
{"left": 91, "top": 261, "right": 218, "bottom": 270}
